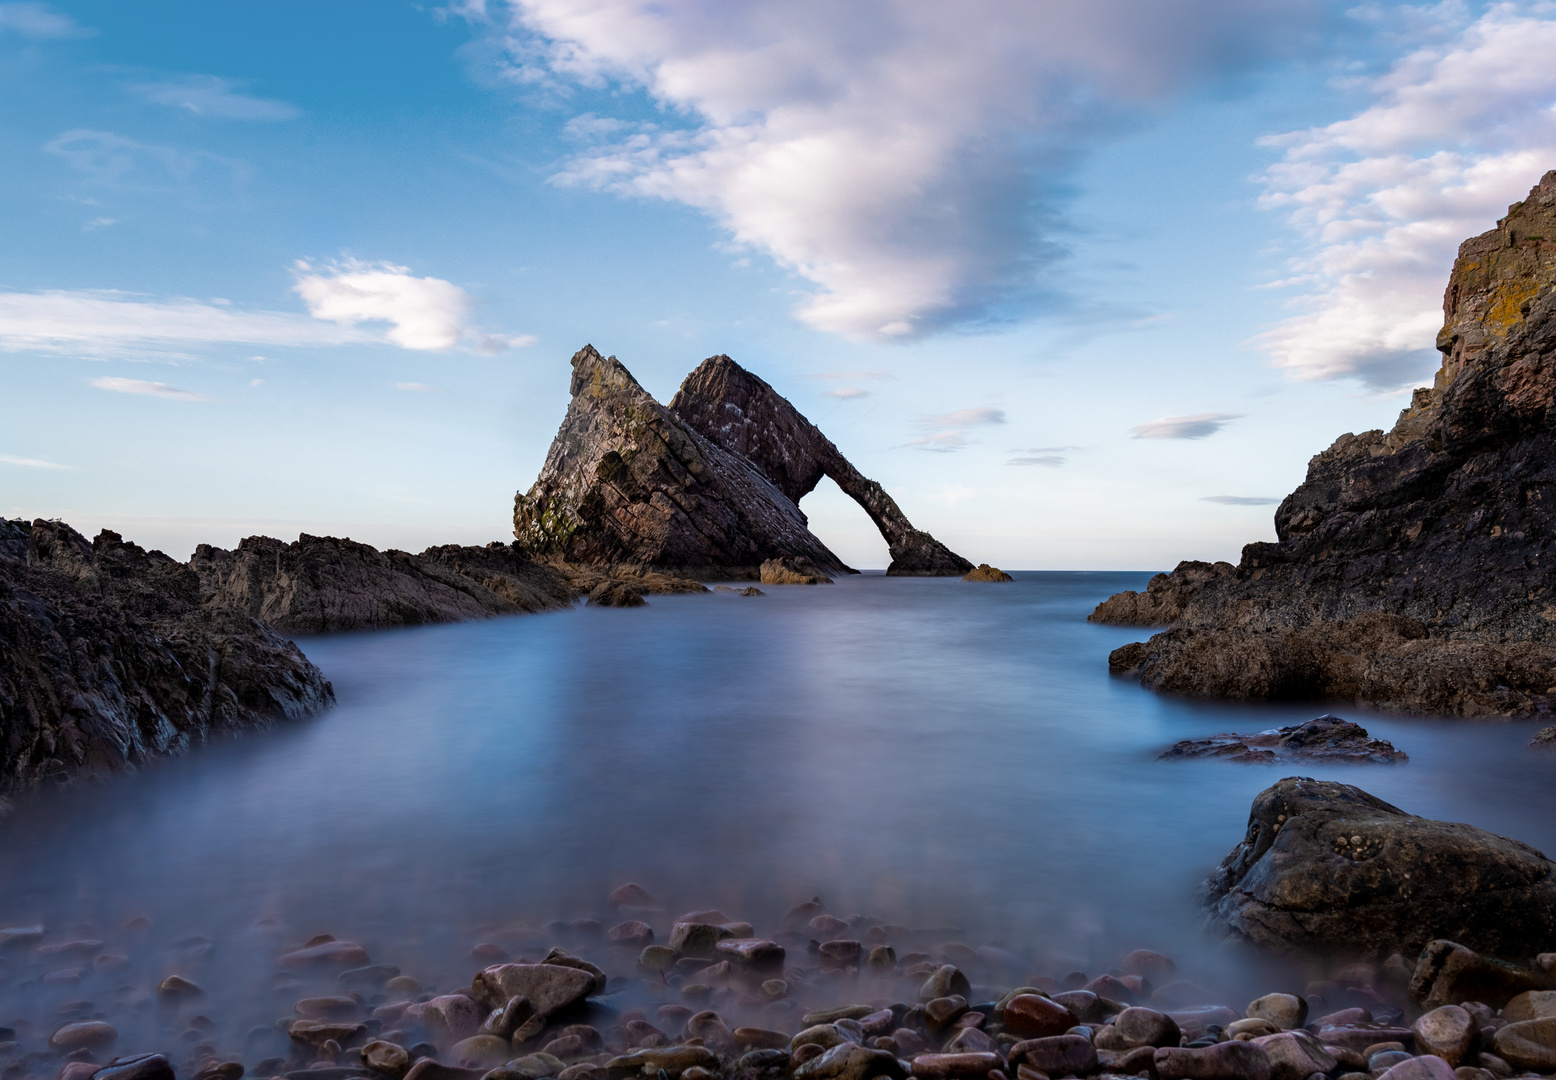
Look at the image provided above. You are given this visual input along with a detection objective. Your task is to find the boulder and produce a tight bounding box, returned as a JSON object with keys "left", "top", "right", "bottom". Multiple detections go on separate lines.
{"left": 759, "top": 558, "right": 833, "bottom": 585}
{"left": 1503, "top": 990, "right": 1556, "bottom": 1021}
{"left": 1410, "top": 940, "right": 1552, "bottom": 1009}
{"left": 1377, "top": 1058, "right": 1457, "bottom": 1080}
{"left": 1154, "top": 1041, "right": 1272, "bottom": 1080}
{"left": 790, "top": 1043, "right": 905, "bottom": 1080}
{"left": 1490, "top": 1017, "right": 1556, "bottom": 1071}
{"left": 1009, "top": 1035, "right": 1098, "bottom": 1075}
{"left": 1412, "top": 1007, "right": 1480, "bottom": 1066}
{"left": 472, "top": 963, "right": 596, "bottom": 1015}
{"left": 1246, "top": 1031, "right": 1335, "bottom": 1080}
{"left": 1202, "top": 777, "right": 1556, "bottom": 958}
{"left": 1094, "top": 1008, "right": 1180, "bottom": 1050}
{"left": 1094, "top": 171, "right": 1556, "bottom": 717}
{"left": 587, "top": 582, "right": 646, "bottom": 607}
{"left": 962, "top": 565, "right": 1013, "bottom": 583}
{"left": 1003, "top": 995, "right": 1076, "bottom": 1039}
{"left": 909, "top": 1053, "right": 1002, "bottom": 1079}
{"left": 1246, "top": 994, "right": 1307, "bottom": 1031}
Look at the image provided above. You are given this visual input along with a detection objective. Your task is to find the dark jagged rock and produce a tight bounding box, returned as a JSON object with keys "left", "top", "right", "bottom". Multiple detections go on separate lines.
{"left": 514, "top": 347, "right": 851, "bottom": 578}
{"left": 1202, "top": 777, "right": 1556, "bottom": 961}
{"left": 0, "top": 519, "right": 333, "bottom": 797}
{"left": 587, "top": 581, "right": 647, "bottom": 608}
{"left": 669, "top": 355, "right": 973, "bottom": 576}
{"left": 191, "top": 534, "right": 573, "bottom": 634}
{"left": 1095, "top": 172, "right": 1556, "bottom": 717}
{"left": 1159, "top": 715, "right": 1407, "bottom": 764}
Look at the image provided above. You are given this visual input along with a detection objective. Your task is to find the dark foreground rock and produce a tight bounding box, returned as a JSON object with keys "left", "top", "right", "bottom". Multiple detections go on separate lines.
{"left": 1094, "top": 172, "right": 1556, "bottom": 717}
{"left": 1160, "top": 716, "right": 1407, "bottom": 764}
{"left": 17, "top": 885, "right": 1556, "bottom": 1080}
{"left": 1203, "top": 777, "right": 1556, "bottom": 960}
{"left": 514, "top": 347, "right": 971, "bottom": 578}
{"left": 0, "top": 519, "right": 333, "bottom": 798}
{"left": 192, "top": 534, "right": 573, "bottom": 634}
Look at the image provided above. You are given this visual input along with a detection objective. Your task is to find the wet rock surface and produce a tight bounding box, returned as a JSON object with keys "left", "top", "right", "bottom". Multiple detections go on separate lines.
{"left": 4, "top": 885, "right": 1556, "bottom": 1080}
{"left": 514, "top": 347, "right": 971, "bottom": 578}
{"left": 1159, "top": 716, "right": 1407, "bottom": 765}
{"left": 0, "top": 519, "right": 334, "bottom": 797}
{"left": 960, "top": 565, "right": 1013, "bottom": 583}
{"left": 1093, "top": 172, "right": 1556, "bottom": 717}
{"left": 1203, "top": 777, "right": 1556, "bottom": 960}
{"left": 192, "top": 535, "right": 573, "bottom": 634}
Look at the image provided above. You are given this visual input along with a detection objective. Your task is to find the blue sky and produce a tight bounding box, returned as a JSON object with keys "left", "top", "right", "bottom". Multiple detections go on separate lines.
{"left": 3, "top": 0, "right": 1554, "bottom": 569}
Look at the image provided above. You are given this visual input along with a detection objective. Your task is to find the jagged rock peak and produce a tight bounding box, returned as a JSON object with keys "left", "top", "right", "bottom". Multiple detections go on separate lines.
{"left": 668, "top": 354, "right": 973, "bottom": 577}
{"left": 513, "top": 346, "right": 850, "bottom": 576}
{"left": 1092, "top": 169, "right": 1556, "bottom": 717}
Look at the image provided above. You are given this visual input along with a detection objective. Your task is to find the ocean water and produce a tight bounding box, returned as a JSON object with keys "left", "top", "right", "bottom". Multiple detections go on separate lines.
{"left": 3, "top": 572, "right": 1555, "bottom": 1055}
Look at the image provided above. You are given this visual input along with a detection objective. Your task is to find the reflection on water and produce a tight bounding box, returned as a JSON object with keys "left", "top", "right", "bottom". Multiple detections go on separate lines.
{"left": 2, "top": 572, "right": 1554, "bottom": 1053}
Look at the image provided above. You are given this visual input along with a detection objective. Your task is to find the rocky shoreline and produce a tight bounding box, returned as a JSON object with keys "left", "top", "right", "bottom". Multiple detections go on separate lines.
{"left": 1093, "top": 171, "right": 1556, "bottom": 718}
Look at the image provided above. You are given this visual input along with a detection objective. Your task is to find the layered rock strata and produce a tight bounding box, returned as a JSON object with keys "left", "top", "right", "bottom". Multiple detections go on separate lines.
{"left": 1159, "top": 715, "right": 1406, "bottom": 764}
{"left": 515, "top": 347, "right": 971, "bottom": 577}
{"left": 1096, "top": 172, "right": 1556, "bottom": 717}
{"left": 192, "top": 534, "right": 573, "bottom": 634}
{"left": 669, "top": 355, "right": 972, "bottom": 576}
{"left": 1203, "top": 777, "right": 1556, "bottom": 961}
{"left": 0, "top": 519, "right": 333, "bottom": 797}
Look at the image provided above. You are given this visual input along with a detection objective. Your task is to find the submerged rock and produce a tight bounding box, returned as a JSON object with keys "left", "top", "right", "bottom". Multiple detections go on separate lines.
{"left": 1530, "top": 726, "right": 1556, "bottom": 749}
{"left": 760, "top": 558, "right": 833, "bottom": 585}
{"left": 0, "top": 519, "right": 333, "bottom": 796}
{"left": 193, "top": 533, "right": 572, "bottom": 633}
{"left": 1159, "top": 715, "right": 1407, "bottom": 764}
{"left": 1203, "top": 777, "right": 1556, "bottom": 960}
{"left": 587, "top": 581, "right": 647, "bottom": 608}
{"left": 961, "top": 564, "right": 1013, "bottom": 582}
{"left": 1094, "top": 172, "right": 1556, "bottom": 717}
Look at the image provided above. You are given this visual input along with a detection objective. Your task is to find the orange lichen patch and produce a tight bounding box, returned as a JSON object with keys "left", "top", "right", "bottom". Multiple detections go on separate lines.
{"left": 1486, "top": 279, "right": 1545, "bottom": 336}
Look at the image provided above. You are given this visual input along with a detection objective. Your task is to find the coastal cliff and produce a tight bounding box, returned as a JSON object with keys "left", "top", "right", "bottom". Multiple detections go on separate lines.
{"left": 515, "top": 346, "right": 971, "bottom": 577}
{"left": 0, "top": 519, "right": 333, "bottom": 798}
{"left": 1095, "top": 171, "right": 1556, "bottom": 717}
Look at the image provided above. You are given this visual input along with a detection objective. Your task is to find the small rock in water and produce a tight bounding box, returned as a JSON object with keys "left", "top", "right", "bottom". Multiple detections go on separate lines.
{"left": 608, "top": 920, "right": 655, "bottom": 947}
{"left": 1246, "top": 994, "right": 1308, "bottom": 1031}
{"left": 1413, "top": 1006, "right": 1480, "bottom": 1066}
{"left": 49, "top": 1022, "right": 118, "bottom": 1052}
{"left": 739, "top": 587, "right": 764, "bottom": 596}
{"left": 587, "top": 581, "right": 646, "bottom": 607}
{"left": 1003, "top": 995, "right": 1075, "bottom": 1039}
{"left": 1162, "top": 716, "right": 1406, "bottom": 764}
{"left": 1530, "top": 726, "right": 1556, "bottom": 749}
{"left": 961, "top": 564, "right": 1013, "bottom": 582}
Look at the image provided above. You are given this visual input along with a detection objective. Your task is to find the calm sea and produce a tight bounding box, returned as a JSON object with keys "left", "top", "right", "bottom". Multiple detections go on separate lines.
{"left": 3, "top": 572, "right": 1554, "bottom": 1051}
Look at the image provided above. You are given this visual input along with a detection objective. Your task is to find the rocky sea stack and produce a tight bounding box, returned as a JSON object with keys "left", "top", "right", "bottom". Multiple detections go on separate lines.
{"left": 0, "top": 519, "right": 333, "bottom": 798}
{"left": 514, "top": 347, "right": 972, "bottom": 578}
{"left": 1095, "top": 171, "right": 1556, "bottom": 717}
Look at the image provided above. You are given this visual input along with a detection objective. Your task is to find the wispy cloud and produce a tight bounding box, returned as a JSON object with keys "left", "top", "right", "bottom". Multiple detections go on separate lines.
{"left": 394, "top": 382, "right": 448, "bottom": 392}
{"left": 1255, "top": 4, "right": 1556, "bottom": 390}
{"left": 82, "top": 216, "right": 116, "bottom": 231}
{"left": 1008, "top": 454, "right": 1065, "bottom": 466}
{"left": 45, "top": 129, "right": 247, "bottom": 193}
{"left": 0, "top": 454, "right": 71, "bottom": 469}
{"left": 129, "top": 75, "right": 299, "bottom": 121}
{"left": 826, "top": 387, "right": 869, "bottom": 400}
{"left": 1130, "top": 412, "right": 1243, "bottom": 439}
{"left": 1201, "top": 495, "right": 1279, "bottom": 505}
{"left": 905, "top": 431, "right": 967, "bottom": 452}
{"left": 0, "top": 1, "right": 91, "bottom": 38}
{"left": 293, "top": 259, "right": 532, "bottom": 353}
{"left": 466, "top": 0, "right": 1321, "bottom": 341}
{"left": 91, "top": 376, "right": 216, "bottom": 402}
{"left": 0, "top": 261, "right": 530, "bottom": 358}
{"left": 925, "top": 406, "right": 1005, "bottom": 427}
{"left": 806, "top": 370, "right": 893, "bottom": 381}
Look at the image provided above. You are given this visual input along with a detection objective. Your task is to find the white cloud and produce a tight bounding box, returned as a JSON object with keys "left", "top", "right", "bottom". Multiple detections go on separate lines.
{"left": 91, "top": 376, "right": 216, "bottom": 402}
{"left": 826, "top": 387, "right": 869, "bottom": 400}
{"left": 0, "top": 1, "right": 89, "bottom": 38}
{"left": 1201, "top": 494, "right": 1279, "bottom": 505}
{"left": 1256, "top": 3, "right": 1556, "bottom": 389}
{"left": 1009, "top": 454, "right": 1065, "bottom": 466}
{"left": 0, "top": 262, "right": 528, "bottom": 358}
{"left": 293, "top": 259, "right": 523, "bottom": 353}
{"left": 0, "top": 454, "right": 70, "bottom": 468}
{"left": 394, "top": 381, "right": 448, "bottom": 392}
{"left": 806, "top": 369, "right": 893, "bottom": 381}
{"left": 1130, "top": 412, "right": 1243, "bottom": 439}
{"left": 0, "top": 289, "right": 369, "bottom": 356}
{"left": 905, "top": 431, "right": 968, "bottom": 452}
{"left": 130, "top": 75, "right": 300, "bottom": 121}
{"left": 925, "top": 407, "right": 1006, "bottom": 427}
{"left": 465, "top": 0, "right": 1319, "bottom": 340}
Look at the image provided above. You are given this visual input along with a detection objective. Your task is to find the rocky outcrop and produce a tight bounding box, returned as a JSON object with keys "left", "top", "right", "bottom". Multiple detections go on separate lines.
{"left": 0, "top": 519, "right": 333, "bottom": 797}
{"left": 1096, "top": 172, "right": 1556, "bottom": 717}
{"left": 515, "top": 347, "right": 852, "bottom": 578}
{"left": 1203, "top": 777, "right": 1556, "bottom": 961}
{"left": 192, "top": 534, "right": 573, "bottom": 634}
{"left": 963, "top": 564, "right": 1014, "bottom": 582}
{"left": 669, "top": 355, "right": 972, "bottom": 576}
{"left": 1159, "top": 715, "right": 1406, "bottom": 764}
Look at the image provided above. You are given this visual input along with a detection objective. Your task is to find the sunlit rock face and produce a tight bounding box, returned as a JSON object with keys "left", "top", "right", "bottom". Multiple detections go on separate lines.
{"left": 514, "top": 346, "right": 971, "bottom": 577}
{"left": 1096, "top": 171, "right": 1556, "bottom": 717}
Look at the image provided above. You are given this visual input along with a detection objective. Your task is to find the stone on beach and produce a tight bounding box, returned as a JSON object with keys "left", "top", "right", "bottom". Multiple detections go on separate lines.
{"left": 1411, "top": 1006, "right": 1480, "bottom": 1066}
{"left": 1009, "top": 1034, "right": 1098, "bottom": 1075}
{"left": 1155, "top": 1040, "right": 1273, "bottom": 1080}
{"left": 472, "top": 962, "right": 596, "bottom": 1015}
{"left": 1003, "top": 994, "right": 1076, "bottom": 1039}
{"left": 1490, "top": 1017, "right": 1556, "bottom": 1071}
{"left": 49, "top": 1021, "right": 118, "bottom": 1052}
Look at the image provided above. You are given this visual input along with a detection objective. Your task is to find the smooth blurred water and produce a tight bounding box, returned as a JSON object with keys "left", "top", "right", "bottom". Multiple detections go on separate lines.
{"left": 3, "top": 572, "right": 1555, "bottom": 1053}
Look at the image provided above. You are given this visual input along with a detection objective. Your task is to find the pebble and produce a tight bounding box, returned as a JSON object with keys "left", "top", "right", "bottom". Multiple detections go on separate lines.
{"left": 608, "top": 883, "right": 660, "bottom": 911}
{"left": 1491, "top": 1017, "right": 1556, "bottom": 1071}
{"left": 1413, "top": 1006, "right": 1480, "bottom": 1066}
{"left": 1246, "top": 994, "right": 1308, "bottom": 1032}
{"left": 1377, "top": 1056, "right": 1459, "bottom": 1080}
{"left": 791, "top": 1042, "right": 905, "bottom": 1080}
{"left": 608, "top": 922, "right": 655, "bottom": 948}
{"left": 1502, "top": 991, "right": 1556, "bottom": 1022}
{"left": 1009, "top": 1034, "right": 1099, "bottom": 1075}
{"left": 1003, "top": 994, "right": 1075, "bottom": 1039}
{"left": 49, "top": 1022, "right": 119, "bottom": 1052}
{"left": 1095, "top": 1007, "right": 1181, "bottom": 1050}
{"left": 908, "top": 1051, "right": 1001, "bottom": 1079}
{"left": 918, "top": 965, "right": 970, "bottom": 1002}
{"left": 1154, "top": 1040, "right": 1273, "bottom": 1080}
